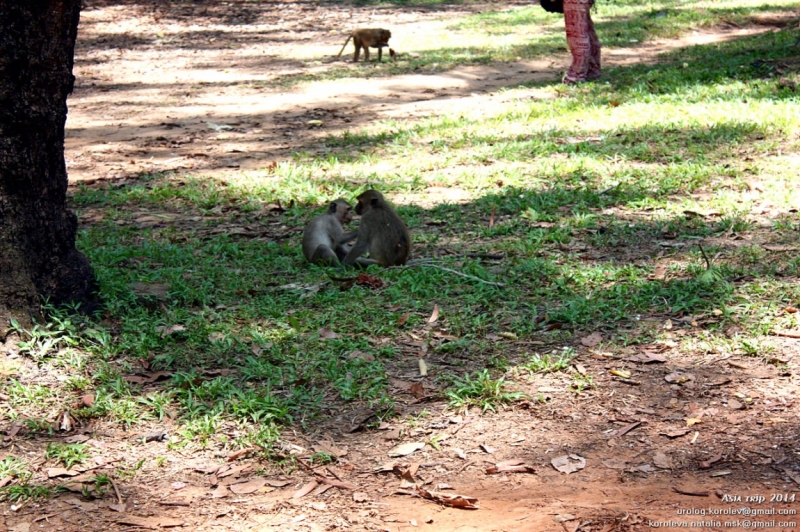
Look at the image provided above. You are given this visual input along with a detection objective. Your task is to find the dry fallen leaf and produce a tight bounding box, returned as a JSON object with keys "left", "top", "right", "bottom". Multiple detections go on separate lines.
{"left": 156, "top": 324, "right": 186, "bottom": 338}
{"left": 486, "top": 459, "right": 535, "bottom": 474}
{"left": 665, "top": 372, "right": 695, "bottom": 385}
{"left": 347, "top": 350, "right": 375, "bottom": 362}
{"left": 397, "top": 312, "right": 410, "bottom": 326}
{"left": 698, "top": 454, "right": 723, "bottom": 469}
{"left": 388, "top": 442, "right": 425, "bottom": 458}
{"left": 293, "top": 480, "right": 319, "bottom": 498}
{"left": 230, "top": 478, "right": 267, "bottom": 494}
{"left": 428, "top": 305, "right": 439, "bottom": 323}
{"left": 653, "top": 451, "right": 672, "bottom": 469}
{"left": 626, "top": 352, "right": 667, "bottom": 364}
{"left": 410, "top": 382, "right": 426, "bottom": 399}
{"left": 318, "top": 328, "right": 338, "bottom": 340}
{"left": 47, "top": 468, "right": 80, "bottom": 478}
{"left": 80, "top": 394, "right": 95, "bottom": 407}
{"left": 415, "top": 486, "right": 479, "bottom": 509}
{"left": 217, "top": 465, "right": 248, "bottom": 479}
{"left": 210, "top": 485, "right": 229, "bottom": 499}
{"left": 418, "top": 358, "right": 428, "bottom": 376}
{"left": 661, "top": 428, "right": 692, "bottom": 439}
{"left": 551, "top": 454, "right": 586, "bottom": 475}
{"left": 580, "top": 332, "right": 603, "bottom": 347}
{"left": 355, "top": 273, "right": 384, "bottom": 289}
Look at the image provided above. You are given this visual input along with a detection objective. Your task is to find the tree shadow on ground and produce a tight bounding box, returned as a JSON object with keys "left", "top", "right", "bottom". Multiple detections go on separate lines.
{"left": 62, "top": 171, "right": 800, "bottom": 493}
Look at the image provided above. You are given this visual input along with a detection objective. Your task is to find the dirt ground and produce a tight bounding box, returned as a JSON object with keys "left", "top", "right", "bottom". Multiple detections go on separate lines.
{"left": 64, "top": 0, "right": 781, "bottom": 184}
{"left": 5, "top": 1, "right": 800, "bottom": 531}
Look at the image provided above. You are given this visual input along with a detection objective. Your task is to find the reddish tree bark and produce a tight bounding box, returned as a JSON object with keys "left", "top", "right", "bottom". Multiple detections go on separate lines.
{"left": 0, "top": 0, "right": 97, "bottom": 331}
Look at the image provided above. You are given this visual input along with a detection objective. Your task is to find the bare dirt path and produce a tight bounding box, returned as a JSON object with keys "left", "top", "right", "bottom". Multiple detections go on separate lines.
{"left": 65, "top": 1, "right": 774, "bottom": 183}
{"left": 5, "top": 2, "right": 793, "bottom": 531}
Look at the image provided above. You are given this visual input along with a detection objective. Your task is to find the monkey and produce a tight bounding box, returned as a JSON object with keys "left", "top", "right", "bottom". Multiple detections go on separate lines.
{"left": 389, "top": 48, "right": 397, "bottom": 61}
{"left": 335, "top": 29, "right": 392, "bottom": 63}
{"left": 302, "top": 199, "right": 376, "bottom": 267}
{"left": 302, "top": 199, "right": 358, "bottom": 266}
{"left": 341, "top": 190, "right": 411, "bottom": 267}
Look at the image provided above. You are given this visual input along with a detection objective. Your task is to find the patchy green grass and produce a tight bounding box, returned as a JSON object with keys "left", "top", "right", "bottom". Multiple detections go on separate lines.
{"left": 45, "top": 443, "right": 89, "bottom": 471}
{"left": 275, "top": 0, "right": 800, "bottom": 87}
{"left": 444, "top": 369, "right": 527, "bottom": 413}
{"left": 4, "top": 0, "right": 800, "bottom": 501}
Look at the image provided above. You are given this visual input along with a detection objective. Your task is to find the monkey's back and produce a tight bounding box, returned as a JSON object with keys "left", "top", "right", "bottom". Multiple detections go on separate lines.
{"left": 370, "top": 214, "right": 411, "bottom": 266}
{"left": 302, "top": 214, "right": 343, "bottom": 258}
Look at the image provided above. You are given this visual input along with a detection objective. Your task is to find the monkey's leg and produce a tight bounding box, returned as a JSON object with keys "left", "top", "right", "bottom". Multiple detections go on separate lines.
{"left": 377, "top": 46, "right": 383, "bottom": 62}
{"left": 312, "top": 245, "right": 340, "bottom": 266}
{"left": 334, "top": 244, "right": 351, "bottom": 262}
{"left": 356, "top": 257, "right": 378, "bottom": 267}
{"left": 336, "top": 243, "right": 374, "bottom": 267}
{"left": 341, "top": 240, "right": 370, "bottom": 267}
{"left": 353, "top": 40, "right": 362, "bottom": 62}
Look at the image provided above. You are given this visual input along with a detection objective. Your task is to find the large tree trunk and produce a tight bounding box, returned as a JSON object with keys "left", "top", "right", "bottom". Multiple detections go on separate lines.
{"left": 0, "top": 0, "right": 97, "bottom": 332}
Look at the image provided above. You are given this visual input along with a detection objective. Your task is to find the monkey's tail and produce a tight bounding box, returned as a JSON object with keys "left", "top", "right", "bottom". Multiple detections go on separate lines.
{"left": 335, "top": 35, "right": 353, "bottom": 59}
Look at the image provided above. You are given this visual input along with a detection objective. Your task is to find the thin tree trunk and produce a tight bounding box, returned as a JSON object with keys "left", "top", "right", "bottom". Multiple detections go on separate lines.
{"left": 0, "top": 0, "right": 97, "bottom": 332}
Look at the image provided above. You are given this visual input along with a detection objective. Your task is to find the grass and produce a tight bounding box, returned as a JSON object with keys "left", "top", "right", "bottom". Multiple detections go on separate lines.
{"left": 4, "top": 0, "right": 800, "bottom": 501}
{"left": 45, "top": 443, "right": 89, "bottom": 470}
{"left": 269, "top": 0, "right": 800, "bottom": 87}
{"left": 445, "top": 369, "right": 527, "bottom": 413}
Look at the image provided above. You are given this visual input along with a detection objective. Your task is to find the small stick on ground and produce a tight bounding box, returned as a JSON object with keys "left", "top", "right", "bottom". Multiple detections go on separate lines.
{"left": 110, "top": 477, "right": 124, "bottom": 505}
{"left": 697, "top": 242, "right": 712, "bottom": 270}
{"left": 408, "top": 263, "right": 505, "bottom": 287}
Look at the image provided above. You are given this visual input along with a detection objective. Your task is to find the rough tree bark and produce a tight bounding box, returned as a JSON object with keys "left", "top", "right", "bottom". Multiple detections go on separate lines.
{"left": 0, "top": 0, "right": 98, "bottom": 333}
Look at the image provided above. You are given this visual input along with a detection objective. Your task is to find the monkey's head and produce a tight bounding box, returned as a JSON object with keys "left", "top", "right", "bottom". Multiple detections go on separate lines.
{"left": 380, "top": 29, "right": 391, "bottom": 44}
{"left": 329, "top": 199, "right": 353, "bottom": 224}
{"left": 354, "top": 190, "right": 385, "bottom": 215}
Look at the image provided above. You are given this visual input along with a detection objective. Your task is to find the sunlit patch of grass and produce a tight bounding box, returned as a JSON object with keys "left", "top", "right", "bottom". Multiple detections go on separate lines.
{"left": 45, "top": 443, "right": 89, "bottom": 470}
{"left": 444, "top": 369, "right": 527, "bottom": 413}
{"left": 523, "top": 349, "right": 576, "bottom": 373}
{"left": 266, "top": 0, "right": 800, "bottom": 88}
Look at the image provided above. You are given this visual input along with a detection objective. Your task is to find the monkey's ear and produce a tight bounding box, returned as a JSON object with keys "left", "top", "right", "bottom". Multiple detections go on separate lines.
{"left": 371, "top": 197, "right": 380, "bottom": 207}
{"left": 329, "top": 201, "right": 338, "bottom": 212}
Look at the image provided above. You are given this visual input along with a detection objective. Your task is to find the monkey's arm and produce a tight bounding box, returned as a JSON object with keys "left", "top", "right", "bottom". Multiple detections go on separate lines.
{"left": 338, "top": 231, "right": 358, "bottom": 245}
{"left": 341, "top": 239, "right": 370, "bottom": 266}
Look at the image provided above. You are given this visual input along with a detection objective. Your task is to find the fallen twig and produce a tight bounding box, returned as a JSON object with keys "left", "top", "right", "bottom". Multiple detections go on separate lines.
{"left": 110, "top": 477, "right": 123, "bottom": 505}
{"left": 697, "top": 242, "right": 712, "bottom": 270}
{"left": 407, "top": 263, "right": 505, "bottom": 287}
{"left": 774, "top": 329, "right": 800, "bottom": 339}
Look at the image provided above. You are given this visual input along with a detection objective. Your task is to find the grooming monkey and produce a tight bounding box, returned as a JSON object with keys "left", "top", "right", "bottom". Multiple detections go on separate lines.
{"left": 342, "top": 190, "right": 411, "bottom": 267}
{"left": 303, "top": 199, "right": 378, "bottom": 267}
{"left": 302, "top": 199, "right": 358, "bottom": 266}
{"left": 336, "top": 28, "right": 393, "bottom": 63}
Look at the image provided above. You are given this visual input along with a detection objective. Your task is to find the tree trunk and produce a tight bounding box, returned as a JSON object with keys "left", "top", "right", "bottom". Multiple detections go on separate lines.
{"left": 0, "top": 0, "right": 97, "bottom": 332}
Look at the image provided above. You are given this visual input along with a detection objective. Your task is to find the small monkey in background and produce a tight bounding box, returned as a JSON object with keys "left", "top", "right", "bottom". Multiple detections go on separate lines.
{"left": 342, "top": 190, "right": 411, "bottom": 267}
{"left": 302, "top": 199, "right": 358, "bottom": 266}
{"left": 336, "top": 28, "right": 392, "bottom": 63}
